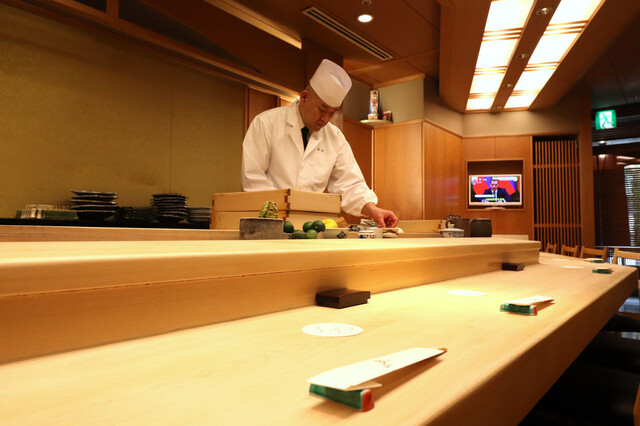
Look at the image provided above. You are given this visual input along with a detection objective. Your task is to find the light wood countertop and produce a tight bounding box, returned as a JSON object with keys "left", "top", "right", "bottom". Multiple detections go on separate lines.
{"left": 0, "top": 253, "right": 636, "bottom": 425}
{"left": 1, "top": 237, "right": 540, "bottom": 363}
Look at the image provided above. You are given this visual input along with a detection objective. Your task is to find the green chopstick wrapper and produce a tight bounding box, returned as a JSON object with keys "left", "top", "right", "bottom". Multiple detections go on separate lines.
{"left": 309, "top": 384, "right": 375, "bottom": 412}
{"left": 500, "top": 303, "right": 537, "bottom": 315}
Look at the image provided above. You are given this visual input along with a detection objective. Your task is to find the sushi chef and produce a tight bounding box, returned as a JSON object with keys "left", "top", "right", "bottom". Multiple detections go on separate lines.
{"left": 241, "top": 59, "right": 398, "bottom": 228}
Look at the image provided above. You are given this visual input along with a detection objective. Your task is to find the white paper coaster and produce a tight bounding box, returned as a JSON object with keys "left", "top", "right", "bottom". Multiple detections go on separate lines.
{"left": 448, "top": 290, "right": 486, "bottom": 297}
{"left": 302, "top": 323, "right": 363, "bottom": 337}
{"left": 562, "top": 265, "right": 584, "bottom": 269}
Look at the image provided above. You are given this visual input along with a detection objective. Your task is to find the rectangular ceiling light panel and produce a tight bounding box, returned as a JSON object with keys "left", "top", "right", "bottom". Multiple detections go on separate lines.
{"left": 466, "top": 0, "right": 534, "bottom": 111}
{"left": 471, "top": 71, "right": 507, "bottom": 94}
{"left": 504, "top": 0, "right": 606, "bottom": 110}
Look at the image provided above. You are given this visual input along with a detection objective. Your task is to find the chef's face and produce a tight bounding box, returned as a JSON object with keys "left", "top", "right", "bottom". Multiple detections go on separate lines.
{"left": 490, "top": 180, "right": 499, "bottom": 191}
{"left": 299, "top": 88, "right": 339, "bottom": 133}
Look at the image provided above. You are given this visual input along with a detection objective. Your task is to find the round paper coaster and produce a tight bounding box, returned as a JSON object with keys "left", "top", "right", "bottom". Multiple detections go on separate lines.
{"left": 448, "top": 290, "right": 486, "bottom": 297}
{"left": 302, "top": 323, "right": 363, "bottom": 337}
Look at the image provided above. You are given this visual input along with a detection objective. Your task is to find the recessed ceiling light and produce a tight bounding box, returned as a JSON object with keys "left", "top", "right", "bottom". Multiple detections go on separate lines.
{"left": 357, "top": 14, "right": 373, "bottom": 23}
{"left": 503, "top": 83, "right": 514, "bottom": 88}
{"left": 536, "top": 7, "right": 553, "bottom": 16}
{"left": 516, "top": 53, "right": 530, "bottom": 59}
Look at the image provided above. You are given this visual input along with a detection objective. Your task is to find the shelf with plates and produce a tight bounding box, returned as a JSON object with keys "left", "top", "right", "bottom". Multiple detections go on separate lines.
{"left": 0, "top": 218, "right": 209, "bottom": 229}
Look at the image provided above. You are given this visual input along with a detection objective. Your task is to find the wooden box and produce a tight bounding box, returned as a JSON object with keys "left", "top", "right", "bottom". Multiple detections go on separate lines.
{"left": 211, "top": 189, "right": 341, "bottom": 229}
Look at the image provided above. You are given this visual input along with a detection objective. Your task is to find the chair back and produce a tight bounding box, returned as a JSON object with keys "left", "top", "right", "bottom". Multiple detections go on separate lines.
{"left": 561, "top": 244, "right": 579, "bottom": 257}
{"left": 545, "top": 243, "right": 557, "bottom": 254}
{"left": 612, "top": 248, "right": 640, "bottom": 266}
{"left": 580, "top": 246, "right": 608, "bottom": 260}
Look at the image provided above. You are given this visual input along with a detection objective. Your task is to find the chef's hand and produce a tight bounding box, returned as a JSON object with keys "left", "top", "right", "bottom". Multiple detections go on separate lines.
{"left": 362, "top": 202, "right": 399, "bottom": 228}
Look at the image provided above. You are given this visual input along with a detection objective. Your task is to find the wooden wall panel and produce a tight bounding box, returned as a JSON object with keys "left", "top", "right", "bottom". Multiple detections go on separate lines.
{"left": 374, "top": 122, "right": 423, "bottom": 220}
{"left": 245, "top": 87, "right": 278, "bottom": 133}
{"left": 462, "top": 137, "right": 496, "bottom": 159}
{"left": 423, "top": 123, "right": 447, "bottom": 219}
{"left": 495, "top": 136, "right": 530, "bottom": 159}
{"left": 343, "top": 119, "right": 373, "bottom": 188}
{"left": 461, "top": 136, "right": 534, "bottom": 238}
{"left": 578, "top": 91, "right": 595, "bottom": 247}
{"left": 342, "top": 118, "right": 373, "bottom": 223}
{"left": 445, "top": 132, "right": 464, "bottom": 217}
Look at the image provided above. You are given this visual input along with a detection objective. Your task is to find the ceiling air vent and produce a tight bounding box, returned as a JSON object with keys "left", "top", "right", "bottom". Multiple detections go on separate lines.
{"left": 302, "top": 6, "right": 394, "bottom": 60}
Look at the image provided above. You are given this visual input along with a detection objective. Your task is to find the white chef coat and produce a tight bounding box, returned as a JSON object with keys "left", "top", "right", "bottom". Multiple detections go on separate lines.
{"left": 241, "top": 101, "right": 377, "bottom": 216}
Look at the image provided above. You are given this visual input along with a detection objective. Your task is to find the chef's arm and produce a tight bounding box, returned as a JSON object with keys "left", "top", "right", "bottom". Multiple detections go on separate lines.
{"left": 361, "top": 202, "right": 398, "bottom": 228}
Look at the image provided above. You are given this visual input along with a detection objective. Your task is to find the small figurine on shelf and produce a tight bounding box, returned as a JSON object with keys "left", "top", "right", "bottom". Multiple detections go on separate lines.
{"left": 382, "top": 110, "right": 392, "bottom": 122}
{"left": 368, "top": 90, "right": 379, "bottom": 120}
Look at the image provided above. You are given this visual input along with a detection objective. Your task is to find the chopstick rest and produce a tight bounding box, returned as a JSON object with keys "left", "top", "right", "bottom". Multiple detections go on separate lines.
{"left": 500, "top": 295, "right": 554, "bottom": 315}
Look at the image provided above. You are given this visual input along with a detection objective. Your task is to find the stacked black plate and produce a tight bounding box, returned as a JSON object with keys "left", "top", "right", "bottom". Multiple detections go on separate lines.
{"left": 70, "top": 190, "right": 118, "bottom": 220}
{"left": 115, "top": 206, "right": 157, "bottom": 222}
{"left": 187, "top": 207, "right": 211, "bottom": 224}
{"left": 152, "top": 193, "right": 188, "bottom": 223}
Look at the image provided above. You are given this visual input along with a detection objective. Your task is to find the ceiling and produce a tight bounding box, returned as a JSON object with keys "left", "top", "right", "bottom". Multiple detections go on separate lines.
{"left": 217, "top": 0, "right": 640, "bottom": 112}
{"left": 221, "top": 0, "right": 442, "bottom": 88}
{"left": 10, "top": 0, "right": 640, "bottom": 113}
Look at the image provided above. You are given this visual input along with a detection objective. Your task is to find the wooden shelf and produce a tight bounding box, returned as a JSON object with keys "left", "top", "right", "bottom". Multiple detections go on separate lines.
{"left": 360, "top": 119, "right": 393, "bottom": 128}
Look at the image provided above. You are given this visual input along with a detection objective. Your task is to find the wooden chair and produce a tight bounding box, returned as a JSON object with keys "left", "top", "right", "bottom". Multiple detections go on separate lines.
{"left": 612, "top": 248, "right": 640, "bottom": 266}
{"left": 560, "top": 244, "right": 579, "bottom": 257}
{"left": 610, "top": 248, "right": 640, "bottom": 323}
{"left": 545, "top": 243, "right": 557, "bottom": 254}
{"left": 580, "top": 246, "right": 608, "bottom": 260}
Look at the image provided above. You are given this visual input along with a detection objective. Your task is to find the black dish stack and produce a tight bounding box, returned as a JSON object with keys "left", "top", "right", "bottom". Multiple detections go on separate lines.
{"left": 151, "top": 193, "right": 188, "bottom": 223}
{"left": 70, "top": 190, "right": 118, "bottom": 220}
{"left": 187, "top": 207, "right": 211, "bottom": 224}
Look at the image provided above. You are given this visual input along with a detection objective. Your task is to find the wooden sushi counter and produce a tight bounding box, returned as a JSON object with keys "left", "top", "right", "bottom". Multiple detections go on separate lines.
{"left": 0, "top": 237, "right": 637, "bottom": 425}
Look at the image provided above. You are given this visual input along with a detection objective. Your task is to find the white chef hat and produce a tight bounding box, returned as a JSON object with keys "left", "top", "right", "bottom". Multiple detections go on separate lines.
{"left": 309, "top": 59, "right": 352, "bottom": 108}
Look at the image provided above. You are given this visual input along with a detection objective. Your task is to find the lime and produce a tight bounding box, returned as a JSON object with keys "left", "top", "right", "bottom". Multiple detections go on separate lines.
{"left": 302, "top": 221, "right": 314, "bottom": 232}
{"left": 283, "top": 220, "right": 294, "bottom": 233}
{"left": 292, "top": 230, "right": 307, "bottom": 239}
{"left": 305, "top": 229, "right": 318, "bottom": 239}
{"left": 312, "top": 220, "right": 326, "bottom": 232}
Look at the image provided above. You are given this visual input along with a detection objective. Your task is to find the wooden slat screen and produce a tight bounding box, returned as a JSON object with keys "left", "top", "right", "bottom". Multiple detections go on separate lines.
{"left": 533, "top": 137, "right": 581, "bottom": 250}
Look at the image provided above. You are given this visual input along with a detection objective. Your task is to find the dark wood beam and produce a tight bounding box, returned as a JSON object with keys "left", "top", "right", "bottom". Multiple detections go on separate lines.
{"left": 106, "top": 0, "right": 118, "bottom": 17}
{"left": 1, "top": 0, "right": 301, "bottom": 95}
{"left": 438, "top": 0, "right": 491, "bottom": 113}
{"left": 135, "top": 0, "right": 304, "bottom": 91}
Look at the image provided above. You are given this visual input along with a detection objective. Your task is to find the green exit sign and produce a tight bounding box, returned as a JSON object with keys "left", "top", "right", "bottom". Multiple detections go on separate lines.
{"left": 596, "top": 109, "right": 617, "bottom": 130}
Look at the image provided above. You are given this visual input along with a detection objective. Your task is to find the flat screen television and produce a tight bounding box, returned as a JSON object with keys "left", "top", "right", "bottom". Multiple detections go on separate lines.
{"left": 469, "top": 174, "right": 522, "bottom": 207}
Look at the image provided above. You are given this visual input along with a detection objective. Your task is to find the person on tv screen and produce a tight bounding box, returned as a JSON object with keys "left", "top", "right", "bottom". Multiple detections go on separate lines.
{"left": 482, "top": 178, "right": 511, "bottom": 202}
